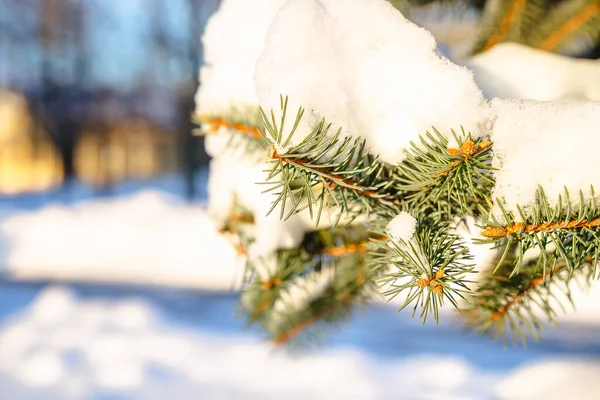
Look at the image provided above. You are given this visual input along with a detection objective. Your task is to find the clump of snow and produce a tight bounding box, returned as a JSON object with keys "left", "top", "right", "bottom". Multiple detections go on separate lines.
{"left": 466, "top": 43, "right": 600, "bottom": 102}
{"left": 195, "top": 0, "right": 286, "bottom": 115}
{"left": 387, "top": 212, "right": 417, "bottom": 243}
{"left": 254, "top": 0, "right": 491, "bottom": 164}
{"left": 489, "top": 99, "right": 600, "bottom": 222}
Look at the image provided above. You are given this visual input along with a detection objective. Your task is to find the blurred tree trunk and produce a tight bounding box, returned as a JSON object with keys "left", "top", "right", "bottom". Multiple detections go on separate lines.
{"left": 39, "top": 0, "right": 86, "bottom": 181}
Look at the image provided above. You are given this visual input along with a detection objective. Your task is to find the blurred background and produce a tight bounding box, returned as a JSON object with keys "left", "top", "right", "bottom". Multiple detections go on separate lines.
{"left": 1, "top": 1, "right": 600, "bottom": 399}
{"left": 0, "top": 0, "right": 220, "bottom": 198}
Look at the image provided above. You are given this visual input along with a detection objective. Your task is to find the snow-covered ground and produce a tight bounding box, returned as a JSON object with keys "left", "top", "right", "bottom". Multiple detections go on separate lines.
{"left": 0, "top": 172, "right": 241, "bottom": 290}
{"left": 1, "top": 178, "right": 600, "bottom": 399}
{"left": 2, "top": 283, "right": 600, "bottom": 400}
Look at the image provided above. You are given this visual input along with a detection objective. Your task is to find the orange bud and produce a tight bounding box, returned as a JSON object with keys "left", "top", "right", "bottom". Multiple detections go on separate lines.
{"left": 417, "top": 278, "right": 430, "bottom": 287}
{"left": 447, "top": 148, "right": 462, "bottom": 157}
{"left": 461, "top": 140, "right": 477, "bottom": 156}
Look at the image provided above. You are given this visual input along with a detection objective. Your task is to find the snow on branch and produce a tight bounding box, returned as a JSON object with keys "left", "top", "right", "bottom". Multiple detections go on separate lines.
{"left": 196, "top": 0, "right": 600, "bottom": 347}
{"left": 254, "top": 0, "right": 491, "bottom": 165}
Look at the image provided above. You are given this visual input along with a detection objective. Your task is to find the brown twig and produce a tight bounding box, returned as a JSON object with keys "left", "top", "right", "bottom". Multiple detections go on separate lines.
{"left": 269, "top": 145, "right": 382, "bottom": 200}
{"left": 539, "top": 2, "right": 600, "bottom": 51}
{"left": 482, "top": 217, "right": 600, "bottom": 239}
{"left": 198, "top": 114, "right": 262, "bottom": 138}
{"left": 481, "top": 0, "right": 527, "bottom": 52}
{"left": 491, "top": 264, "right": 562, "bottom": 320}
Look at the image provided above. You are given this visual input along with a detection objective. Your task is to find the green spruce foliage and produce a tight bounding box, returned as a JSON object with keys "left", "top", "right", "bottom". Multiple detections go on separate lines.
{"left": 473, "top": 0, "right": 600, "bottom": 55}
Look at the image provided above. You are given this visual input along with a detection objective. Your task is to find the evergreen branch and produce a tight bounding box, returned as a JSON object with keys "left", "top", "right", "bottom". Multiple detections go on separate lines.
{"left": 274, "top": 314, "right": 319, "bottom": 346}
{"left": 397, "top": 130, "right": 494, "bottom": 219}
{"left": 321, "top": 242, "right": 369, "bottom": 257}
{"left": 193, "top": 108, "right": 267, "bottom": 154}
{"left": 464, "top": 247, "right": 594, "bottom": 346}
{"left": 519, "top": 0, "right": 550, "bottom": 40}
{"left": 216, "top": 201, "right": 256, "bottom": 259}
{"left": 480, "top": 186, "right": 600, "bottom": 278}
{"left": 196, "top": 114, "right": 263, "bottom": 139}
{"left": 482, "top": 217, "right": 600, "bottom": 239}
{"left": 242, "top": 248, "right": 314, "bottom": 325}
{"left": 534, "top": 0, "right": 600, "bottom": 52}
{"left": 260, "top": 96, "right": 401, "bottom": 225}
{"left": 271, "top": 257, "right": 376, "bottom": 347}
{"left": 474, "top": 0, "right": 529, "bottom": 53}
{"left": 241, "top": 224, "right": 378, "bottom": 328}
{"left": 371, "top": 217, "right": 475, "bottom": 323}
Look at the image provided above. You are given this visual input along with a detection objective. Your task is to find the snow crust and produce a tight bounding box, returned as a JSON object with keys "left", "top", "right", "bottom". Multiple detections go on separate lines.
{"left": 489, "top": 99, "right": 600, "bottom": 222}
{"left": 254, "top": 0, "right": 491, "bottom": 164}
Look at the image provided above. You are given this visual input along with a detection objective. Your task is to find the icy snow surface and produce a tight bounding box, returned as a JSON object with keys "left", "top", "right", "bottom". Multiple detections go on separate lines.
{"left": 254, "top": 0, "right": 491, "bottom": 164}
{"left": 489, "top": 98, "right": 600, "bottom": 222}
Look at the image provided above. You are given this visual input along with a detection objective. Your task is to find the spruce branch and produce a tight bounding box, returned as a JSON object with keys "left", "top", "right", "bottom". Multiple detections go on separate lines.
{"left": 241, "top": 224, "right": 380, "bottom": 333}
{"left": 531, "top": 0, "right": 600, "bottom": 52}
{"left": 196, "top": 114, "right": 263, "bottom": 139}
{"left": 242, "top": 248, "right": 316, "bottom": 325}
{"left": 270, "top": 257, "right": 378, "bottom": 347}
{"left": 260, "top": 96, "right": 401, "bottom": 226}
{"left": 464, "top": 247, "right": 594, "bottom": 346}
{"left": 396, "top": 129, "right": 494, "bottom": 219}
{"left": 472, "top": 0, "right": 600, "bottom": 55}
{"left": 371, "top": 217, "right": 475, "bottom": 324}
{"left": 480, "top": 186, "right": 600, "bottom": 278}
{"left": 473, "top": 0, "right": 532, "bottom": 53}
{"left": 243, "top": 246, "right": 379, "bottom": 347}
{"left": 216, "top": 200, "right": 256, "bottom": 260}
{"left": 193, "top": 108, "right": 267, "bottom": 154}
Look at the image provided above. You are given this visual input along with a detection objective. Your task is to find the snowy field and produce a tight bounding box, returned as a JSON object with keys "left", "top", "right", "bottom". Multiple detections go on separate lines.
{"left": 2, "top": 282, "right": 600, "bottom": 400}
{"left": 0, "top": 175, "right": 600, "bottom": 399}
{"left": 0, "top": 171, "right": 242, "bottom": 290}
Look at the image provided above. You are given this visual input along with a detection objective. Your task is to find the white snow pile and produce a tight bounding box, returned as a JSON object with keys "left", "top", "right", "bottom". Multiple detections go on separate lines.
{"left": 496, "top": 359, "right": 600, "bottom": 400}
{"left": 489, "top": 99, "right": 600, "bottom": 222}
{"left": 195, "top": 0, "right": 286, "bottom": 115}
{"left": 3, "top": 286, "right": 600, "bottom": 399}
{"left": 0, "top": 286, "right": 499, "bottom": 399}
{"left": 254, "top": 0, "right": 491, "bottom": 164}
{"left": 0, "top": 191, "right": 240, "bottom": 289}
{"left": 466, "top": 43, "right": 600, "bottom": 102}
{"left": 386, "top": 212, "right": 417, "bottom": 244}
